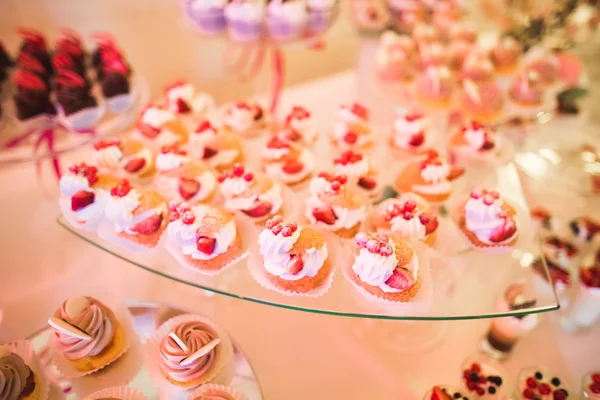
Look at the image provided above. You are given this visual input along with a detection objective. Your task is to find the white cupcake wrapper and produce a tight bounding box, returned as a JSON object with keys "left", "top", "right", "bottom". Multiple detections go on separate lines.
{"left": 59, "top": 197, "right": 105, "bottom": 233}
{"left": 246, "top": 228, "right": 340, "bottom": 298}
{"left": 106, "top": 93, "right": 134, "bottom": 114}
{"left": 143, "top": 313, "right": 235, "bottom": 399}
{"left": 186, "top": 383, "right": 250, "bottom": 400}
{"left": 5, "top": 340, "right": 50, "bottom": 400}
{"left": 58, "top": 101, "right": 106, "bottom": 131}
{"left": 341, "top": 242, "right": 433, "bottom": 314}
{"left": 450, "top": 196, "right": 534, "bottom": 255}
{"left": 84, "top": 385, "right": 147, "bottom": 400}
{"left": 164, "top": 215, "right": 255, "bottom": 277}
{"left": 97, "top": 219, "right": 166, "bottom": 253}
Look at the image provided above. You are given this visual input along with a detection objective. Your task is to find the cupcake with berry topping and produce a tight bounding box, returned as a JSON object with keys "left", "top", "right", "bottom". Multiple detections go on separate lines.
{"left": 516, "top": 367, "right": 570, "bottom": 400}
{"left": 166, "top": 203, "right": 247, "bottom": 275}
{"left": 569, "top": 216, "right": 600, "bottom": 243}
{"left": 93, "top": 138, "right": 155, "bottom": 180}
{"left": 459, "top": 79, "right": 504, "bottom": 122}
{"left": 509, "top": 71, "right": 547, "bottom": 112}
{"left": 332, "top": 150, "right": 380, "bottom": 199}
{"left": 165, "top": 81, "right": 215, "bottom": 122}
{"left": 523, "top": 50, "right": 560, "bottom": 87}
{"left": 56, "top": 70, "right": 103, "bottom": 130}
{"left": 541, "top": 236, "right": 579, "bottom": 269}
{"left": 59, "top": 163, "right": 120, "bottom": 232}
{"left": 267, "top": 0, "right": 308, "bottom": 41}
{"left": 461, "top": 52, "right": 495, "bottom": 82}
{"left": 560, "top": 260, "right": 600, "bottom": 331}
{"left": 418, "top": 65, "right": 454, "bottom": 109}
{"left": 12, "top": 70, "right": 55, "bottom": 123}
{"left": 101, "top": 58, "right": 133, "bottom": 113}
{"left": 0, "top": 342, "right": 48, "bottom": 400}
{"left": 390, "top": 110, "right": 432, "bottom": 154}
{"left": 136, "top": 105, "right": 189, "bottom": 149}
{"left": 218, "top": 164, "right": 284, "bottom": 223}
{"left": 332, "top": 103, "right": 372, "bottom": 150}
{"left": 490, "top": 36, "right": 523, "bottom": 75}
{"left": 461, "top": 356, "right": 508, "bottom": 399}
{"left": 449, "top": 120, "right": 504, "bottom": 168}
{"left": 345, "top": 232, "right": 422, "bottom": 302}
{"left": 185, "top": 0, "right": 228, "bottom": 35}
{"left": 103, "top": 179, "right": 169, "bottom": 250}
{"left": 280, "top": 105, "right": 317, "bottom": 145}
{"left": 189, "top": 120, "right": 245, "bottom": 172}
{"left": 375, "top": 32, "right": 417, "bottom": 83}
{"left": 422, "top": 386, "right": 468, "bottom": 400}
{"left": 448, "top": 40, "right": 473, "bottom": 72}
{"left": 370, "top": 193, "right": 439, "bottom": 247}
{"left": 17, "top": 28, "right": 51, "bottom": 74}
{"left": 223, "top": 100, "right": 267, "bottom": 138}
{"left": 250, "top": 216, "right": 333, "bottom": 295}
{"left": 394, "top": 150, "right": 464, "bottom": 203}
{"left": 304, "top": 172, "right": 367, "bottom": 238}
{"left": 262, "top": 136, "right": 314, "bottom": 186}
{"left": 155, "top": 145, "right": 217, "bottom": 204}
{"left": 455, "top": 188, "right": 520, "bottom": 252}
{"left": 224, "top": 0, "right": 266, "bottom": 42}
{"left": 583, "top": 372, "right": 600, "bottom": 400}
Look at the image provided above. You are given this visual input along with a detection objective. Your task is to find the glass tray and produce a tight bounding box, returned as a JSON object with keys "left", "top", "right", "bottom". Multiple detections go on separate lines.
{"left": 26, "top": 301, "right": 263, "bottom": 400}
{"left": 58, "top": 216, "right": 559, "bottom": 320}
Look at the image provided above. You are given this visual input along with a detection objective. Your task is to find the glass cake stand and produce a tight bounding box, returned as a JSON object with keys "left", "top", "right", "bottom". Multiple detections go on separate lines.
{"left": 26, "top": 301, "right": 263, "bottom": 400}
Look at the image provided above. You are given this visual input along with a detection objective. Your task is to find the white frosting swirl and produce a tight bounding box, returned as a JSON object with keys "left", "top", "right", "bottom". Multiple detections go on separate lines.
{"left": 141, "top": 107, "right": 175, "bottom": 128}
{"left": 188, "top": 128, "right": 218, "bottom": 158}
{"left": 390, "top": 215, "right": 426, "bottom": 240}
{"left": 304, "top": 196, "right": 366, "bottom": 230}
{"left": 190, "top": 0, "right": 228, "bottom": 10}
{"left": 208, "top": 149, "right": 239, "bottom": 168}
{"left": 421, "top": 163, "right": 449, "bottom": 183}
{"left": 393, "top": 117, "right": 427, "bottom": 149}
{"left": 156, "top": 153, "right": 189, "bottom": 172}
{"left": 219, "top": 176, "right": 251, "bottom": 199}
{"left": 225, "top": 2, "right": 265, "bottom": 23}
{"left": 224, "top": 105, "right": 258, "bottom": 133}
{"left": 262, "top": 146, "right": 290, "bottom": 160}
{"left": 463, "top": 126, "right": 487, "bottom": 150}
{"left": 265, "top": 151, "right": 314, "bottom": 184}
{"left": 268, "top": 0, "right": 308, "bottom": 25}
{"left": 156, "top": 171, "right": 216, "bottom": 202}
{"left": 333, "top": 158, "right": 370, "bottom": 181}
{"left": 94, "top": 145, "right": 123, "bottom": 169}
{"left": 60, "top": 174, "right": 92, "bottom": 198}
{"left": 222, "top": 180, "right": 283, "bottom": 215}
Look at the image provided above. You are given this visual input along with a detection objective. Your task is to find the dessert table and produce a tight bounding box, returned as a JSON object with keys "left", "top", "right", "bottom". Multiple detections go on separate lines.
{"left": 1, "top": 62, "right": 599, "bottom": 399}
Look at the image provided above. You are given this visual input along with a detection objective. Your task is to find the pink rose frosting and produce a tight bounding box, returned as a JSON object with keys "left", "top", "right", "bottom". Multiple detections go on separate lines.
{"left": 159, "top": 321, "right": 221, "bottom": 383}
{"left": 52, "top": 297, "right": 115, "bottom": 361}
{"left": 0, "top": 349, "right": 31, "bottom": 400}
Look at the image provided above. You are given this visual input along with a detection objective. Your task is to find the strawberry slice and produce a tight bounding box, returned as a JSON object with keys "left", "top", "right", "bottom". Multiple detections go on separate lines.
{"left": 489, "top": 217, "right": 517, "bottom": 243}
{"left": 125, "top": 158, "right": 146, "bottom": 173}
{"left": 196, "top": 236, "right": 216, "bottom": 255}
{"left": 431, "top": 386, "right": 452, "bottom": 400}
{"left": 358, "top": 176, "right": 377, "bottom": 190}
{"left": 312, "top": 206, "right": 337, "bottom": 225}
{"left": 285, "top": 254, "right": 304, "bottom": 275}
{"left": 282, "top": 160, "right": 304, "bottom": 174}
{"left": 447, "top": 166, "right": 465, "bottom": 180}
{"left": 176, "top": 98, "right": 191, "bottom": 114}
{"left": 137, "top": 122, "right": 161, "bottom": 138}
{"left": 409, "top": 132, "right": 425, "bottom": 147}
{"left": 71, "top": 190, "right": 95, "bottom": 211}
{"left": 385, "top": 268, "right": 415, "bottom": 290}
{"left": 130, "top": 213, "right": 163, "bottom": 234}
{"left": 423, "top": 215, "right": 439, "bottom": 234}
{"left": 242, "top": 201, "right": 273, "bottom": 218}
{"left": 178, "top": 178, "right": 200, "bottom": 200}
{"left": 344, "top": 132, "right": 358, "bottom": 144}
{"left": 203, "top": 147, "right": 218, "bottom": 159}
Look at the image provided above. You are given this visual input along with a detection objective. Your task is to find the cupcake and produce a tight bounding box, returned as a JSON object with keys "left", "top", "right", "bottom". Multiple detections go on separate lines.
{"left": 461, "top": 357, "right": 508, "bottom": 399}
{"left": 105, "top": 179, "right": 169, "bottom": 249}
{"left": 582, "top": 372, "right": 600, "bottom": 400}
{"left": 418, "top": 65, "right": 454, "bottom": 109}
{"left": 93, "top": 138, "right": 155, "bottom": 180}
{"left": 569, "top": 216, "right": 600, "bottom": 243}
{"left": 262, "top": 136, "right": 314, "bottom": 185}
{"left": 281, "top": 105, "right": 317, "bottom": 145}
{"left": 189, "top": 120, "right": 244, "bottom": 172}
{"left": 530, "top": 206, "right": 553, "bottom": 232}
{"left": 166, "top": 203, "right": 245, "bottom": 274}
{"left": 560, "top": 262, "right": 600, "bottom": 331}
{"left": 459, "top": 79, "right": 504, "bottom": 122}
{"left": 516, "top": 367, "right": 570, "bottom": 400}
{"left": 267, "top": 0, "right": 308, "bottom": 41}
{"left": 423, "top": 386, "right": 468, "bottom": 400}
{"left": 18, "top": 28, "right": 51, "bottom": 74}
{"left": 449, "top": 23, "right": 478, "bottom": 44}
{"left": 186, "top": 0, "right": 228, "bottom": 34}
{"left": 457, "top": 188, "right": 519, "bottom": 250}
{"left": 370, "top": 193, "right": 439, "bottom": 247}
{"left": 56, "top": 70, "right": 102, "bottom": 130}
{"left": 48, "top": 296, "right": 127, "bottom": 374}
{"left": 490, "top": 36, "right": 522, "bottom": 75}
{"left": 418, "top": 42, "right": 448, "bottom": 69}
{"left": 255, "top": 216, "right": 332, "bottom": 294}
{"left": 12, "top": 69, "right": 55, "bottom": 121}
{"left": 0, "top": 343, "right": 45, "bottom": 400}
{"left": 136, "top": 105, "right": 189, "bottom": 148}
{"left": 223, "top": 100, "right": 267, "bottom": 138}
{"left": 155, "top": 145, "right": 217, "bottom": 203}
{"left": 187, "top": 384, "right": 249, "bottom": 400}
{"left": 165, "top": 81, "right": 215, "bottom": 118}
{"left": 307, "top": 0, "right": 338, "bottom": 35}
{"left": 217, "top": 164, "right": 284, "bottom": 222}
{"left": 332, "top": 150, "right": 381, "bottom": 199}
{"left": 509, "top": 71, "right": 545, "bottom": 108}
{"left": 449, "top": 120, "right": 500, "bottom": 164}
{"left": 448, "top": 40, "right": 473, "bottom": 71}
{"left": 332, "top": 103, "right": 372, "bottom": 150}
{"left": 304, "top": 172, "right": 366, "bottom": 238}
{"left": 346, "top": 232, "right": 422, "bottom": 302}
{"left": 391, "top": 111, "right": 431, "bottom": 154}
{"left": 461, "top": 52, "right": 495, "bottom": 82}
{"left": 375, "top": 31, "right": 416, "bottom": 82}
{"left": 224, "top": 0, "right": 266, "bottom": 42}
{"left": 84, "top": 386, "right": 147, "bottom": 400}
{"left": 59, "top": 163, "right": 120, "bottom": 231}
{"left": 101, "top": 60, "right": 133, "bottom": 113}
{"left": 394, "top": 150, "right": 464, "bottom": 203}
{"left": 524, "top": 51, "right": 560, "bottom": 86}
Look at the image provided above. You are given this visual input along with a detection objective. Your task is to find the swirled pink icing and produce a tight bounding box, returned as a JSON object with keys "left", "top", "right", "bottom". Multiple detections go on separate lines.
{"left": 0, "top": 348, "right": 31, "bottom": 400}
{"left": 159, "top": 321, "right": 220, "bottom": 383}
{"left": 52, "top": 297, "right": 115, "bottom": 361}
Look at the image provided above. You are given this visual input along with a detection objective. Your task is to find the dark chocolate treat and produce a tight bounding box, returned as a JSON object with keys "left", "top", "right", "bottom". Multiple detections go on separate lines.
{"left": 56, "top": 38, "right": 86, "bottom": 72}
{"left": 18, "top": 28, "right": 52, "bottom": 74}
{"left": 13, "top": 70, "right": 56, "bottom": 120}
{"left": 56, "top": 70, "right": 97, "bottom": 116}
{"left": 101, "top": 71, "right": 130, "bottom": 98}
{"left": 52, "top": 52, "right": 86, "bottom": 77}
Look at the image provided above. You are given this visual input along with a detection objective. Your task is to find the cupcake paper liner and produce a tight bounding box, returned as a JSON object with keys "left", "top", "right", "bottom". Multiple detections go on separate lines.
{"left": 341, "top": 242, "right": 434, "bottom": 314}
{"left": 246, "top": 228, "right": 340, "bottom": 298}
{"left": 186, "top": 383, "right": 250, "bottom": 400}
{"left": 143, "top": 313, "right": 235, "bottom": 400}
{"left": 106, "top": 93, "right": 134, "bottom": 114}
{"left": 451, "top": 196, "right": 534, "bottom": 255}
{"left": 59, "top": 197, "right": 105, "bottom": 233}
{"left": 97, "top": 219, "right": 166, "bottom": 253}
{"left": 165, "top": 214, "right": 256, "bottom": 277}
{"left": 57, "top": 101, "right": 106, "bottom": 131}
{"left": 84, "top": 385, "right": 148, "bottom": 400}
{"left": 6, "top": 340, "right": 50, "bottom": 400}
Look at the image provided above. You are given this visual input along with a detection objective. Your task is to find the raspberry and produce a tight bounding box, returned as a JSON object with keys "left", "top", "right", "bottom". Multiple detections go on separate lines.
{"left": 182, "top": 211, "right": 195, "bottom": 225}
{"left": 540, "top": 383, "right": 551, "bottom": 395}
{"left": 232, "top": 164, "right": 244, "bottom": 177}
{"left": 366, "top": 240, "right": 380, "bottom": 253}
{"left": 523, "top": 389, "right": 534, "bottom": 399}
{"left": 355, "top": 232, "right": 368, "bottom": 245}
{"left": 526, "top": 378, "right": 537, "bottom": 389}
{"left": 403, "top": 211, "right": 413, "bottom": 220}
{"left": 404, "top": 200, "right": 417, "bottom": 212}
{"left": 243, "top": 172, "right": 254, "bottom": 182}
{"left": 331, "top": 181, "right": 341, "bottom": 191}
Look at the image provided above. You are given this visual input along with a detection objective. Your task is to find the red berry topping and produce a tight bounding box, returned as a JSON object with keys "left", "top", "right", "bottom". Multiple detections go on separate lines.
{"left": 18, "top": 28, "right": 47, "bottom": 49}
{"left": 52, "top": 53, "right": 75, "bottom": 71}
{"left": 196, "top": 236, "right": 216, "bottom": 255}
{"left": 282, "top": 160, "right": 304, "bottom": 174}
{"left": 178, "top": 178, "right": 200, "bottom": 200}
{"left": 285, "top": 106, "right": 310, "bottom": 125}
{"left": 592, "top": 373, "right": 600, "bottom": 383}
{"left": 57, "top": 69, "right": 85, "bottom": 88}
{"left": 424, "top": 215, "right": 439, "bottom": 234}
{"left": 471, "top": 188, "right": 483, "bottom": 199}
{"left": 483, "top": 194, "right": 495, "bottom": 205}
{"left": 358, "top": 176, "right": 377, "bottom": 190}
{"left": 232, "top": 164, "right": 244, "bottom": 177}
{"left": 591, "top": 382, "right": 600, "bottom": 394}
{"left": 18, "top": 52, "right": 45, "bottom": 74}
{"left": 350, "top": 103, "right": 369, "bottom": 120}
{"left": 540, "top": 383, "right": 551, "bottom": 395}
{"left": 312, "top": 206, "right": 337, "bottom": 225}
{"left": 267, "top": 136, "right": 290, "bottom": 150}
{"left": 203, "top": 147, "right": 218, "bottom": 159}
{"left": 344, "top": 132, "right": 358, "bottom": 144}
{"left": 318, "top": 171, "right": 330, "bottom": 179}
{"left": 409, "top": 132, "right": 425, "bottom": 147}
{"left": 242, "top": 201, "right": 273, "bottom": 218}
{"left": 553, "top": 390, "right": 567, "bottom": 400}
{"left": 265, "top": 216, "right": 283, "bottom": 229}
{"left": 243, "top": 172, "right": 254, "bottom": 182}
{"left": 448, "top": 166, "right": 465, "bottom": 180}
{"left": 195, "top": 120, "right": 214, "bottom": 134}
{"left": 419, "top": 214, "right": 430, "bottom": 225}
{"left": 285, "top": 254, "right": 304, "bottom": 275}
{"left": 217, "top": 174, "right": 227, "bottom": 183}
{"left": 175, "top": 98, "right": 191, "bottom": 114}
{"left": 68, "top": 163, "right": 99, "bottom": 185}
{"left": 160, "top": 143, "right": 187, "bottom": 155}
{"left": 404, "top": 200, "right": 417, "bottom": 212}
{"left": 71, "top": 190, "right": 95, "bottom": 211}
{"left": 279, "top": 128, "right": 301, "bottom": 142}
{"left": 13, "top": 69, "right": 46, "bottom": 91}
{"left": 476, "top": 387, "right": 485, "bottom": 396}
{"left": 169, "top": 201, "right": 180, "bottom": 212}
{"left": 330, "top": 181, "right": 340, "bottom": 191}
{"left": 380, "top": 245, "right": 393, "bottom": 256}
{"left": 334, "top": 150, "right": 364, "bottom": 165}
{"left": 403, "top": 211, "right": 413, "bottom": 220}
{"left": 526, "top": 378, "right": 537, "bottom": 389}
{"left": 385, "top": 268, "right": 415, "bottom": 290}
{"left": 405, "top": 112, "right": 424, "bottom": 122}
{"left": 110, "top": 179, "right": 132, "bottom": 197}
{"left": 336, "top": 175, "right": 348, "bottom": 184}
{"left": 94, "top": 139, "right": 121, "bottom": 150}
{"left": 124, "top": 157, "right": 147, "bottom": 173}
{"left": 489, "top": 217, "right": 517, "bottom": 243}
{"left": 130, "top": 213, "right": 163, "bottom": 234}
{"left": 137, "top": 121, "right": 161, "bottom": 139}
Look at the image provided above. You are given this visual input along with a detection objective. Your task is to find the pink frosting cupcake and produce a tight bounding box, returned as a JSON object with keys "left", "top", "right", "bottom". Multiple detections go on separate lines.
{"left": 490, "top": 36, "right": 523, "bottom": 74}
{"left": 461, "top": 52, "right": 495, "bottom": 82}
{"left": 460, "top": 79, "right": 504, "bottom": 122}
{"left": 418, "top": 65, "right": 454, "bottom": 108}
{"left": 509, "top": 71, "right": 545, "bottom": 107}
